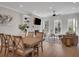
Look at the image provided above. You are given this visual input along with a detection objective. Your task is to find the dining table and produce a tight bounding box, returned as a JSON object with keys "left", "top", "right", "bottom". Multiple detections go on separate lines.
{"left": 22, "top": 37, "right": 45, "bottom": 56}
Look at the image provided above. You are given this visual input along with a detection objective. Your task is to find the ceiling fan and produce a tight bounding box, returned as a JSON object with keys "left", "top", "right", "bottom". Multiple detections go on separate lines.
{"left": 52, "top": 10, "right": 56, "bottom": 16}
{"left": 52, "top": 10, "right": 63, "bottom": 17}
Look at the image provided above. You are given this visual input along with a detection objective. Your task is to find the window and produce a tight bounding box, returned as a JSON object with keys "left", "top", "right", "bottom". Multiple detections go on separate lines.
{"left": 68, "top": 18, "right": 77, "bottom": 34}
{"left": 54, "top": 20, "right": 61, "bottom": 34}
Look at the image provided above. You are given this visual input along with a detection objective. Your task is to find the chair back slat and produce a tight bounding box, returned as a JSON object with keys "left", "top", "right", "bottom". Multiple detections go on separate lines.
{"left": 35, "top": 32, "right": 44, "bottom": 39}
{"left": 5, "top": 35, "right": 13, "bottom": 46}
{"left": 13, "top": 36, "right": 24, "bottom": 50}
{"left": 0, "top": 33, "right": 5, "bottom": 53}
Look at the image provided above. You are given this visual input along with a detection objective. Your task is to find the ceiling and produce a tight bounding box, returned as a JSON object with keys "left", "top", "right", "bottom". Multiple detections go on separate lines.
{"left": 0, "top": 2, "right": 79, "bottom": 17}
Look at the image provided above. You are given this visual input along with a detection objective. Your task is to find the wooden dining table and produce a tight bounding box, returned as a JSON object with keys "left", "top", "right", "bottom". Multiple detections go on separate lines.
{"left": 23, "top": 37, "right": 45, "bottom": 56}
{"left": 23, "top": 37, "right": 45, "bottom": 48}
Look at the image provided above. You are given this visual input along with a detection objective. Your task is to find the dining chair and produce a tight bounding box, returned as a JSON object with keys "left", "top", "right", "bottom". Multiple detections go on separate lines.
{"left": 0, "top": 33, "right": 4, "bottom": 53}
{"left": 12, "top": 35, "right": 34, "bottom": 57}
{"left": 4, "top": 34, "right": 14, "bottom": 56}
{"left": 35, "top": 32, "right": 44, "bottom": 52}
{"left": 0, "top": 33, "right": 6, "bottom": 56}
{"left": 26, "top": 32, "right": 34, "bottom": 38}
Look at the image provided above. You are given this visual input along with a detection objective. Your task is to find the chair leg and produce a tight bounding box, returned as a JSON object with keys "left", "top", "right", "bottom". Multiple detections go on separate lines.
{"left": 37, "top": 46, "right": 39, "bottom": 56}
{"left": 41, "top": 42, "right": 43, "bottom": 52}
{"left": 31, "top": 50, "right": 34, "bottom": 57}
{"left": 0, "top": 44, "right": 2, "bottom": 53}
{"left": 34, "top": 45, "right": 39, "bottom": 56}
{"left": 4, "top": 46, "right": 8, "bottom": 56}
{"left": 0, "top": 39, "right": 3, "bottom": 53}
{"left": 4, "top": 46, "right": 6, "bottom": 56}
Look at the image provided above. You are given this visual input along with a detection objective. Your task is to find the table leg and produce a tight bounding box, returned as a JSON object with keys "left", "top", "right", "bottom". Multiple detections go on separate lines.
{"left": 34, "top": 45, "right": 39, "bottom": 56}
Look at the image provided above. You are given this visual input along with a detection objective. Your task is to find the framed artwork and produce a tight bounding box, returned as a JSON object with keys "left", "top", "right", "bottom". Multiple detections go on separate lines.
{"left": 0, "top": 14, "right": 12, "bottom": 24}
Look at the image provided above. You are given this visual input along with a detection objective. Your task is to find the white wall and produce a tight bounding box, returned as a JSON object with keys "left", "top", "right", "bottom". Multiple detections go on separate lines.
{"left": 1, "top": 6, "right": 79, "bottom": 36}
{"left": 0, "top": 7, "right": 44, "bottom": 35}
{"left": 0, "top": 7, "right": 22, "bottom": 35}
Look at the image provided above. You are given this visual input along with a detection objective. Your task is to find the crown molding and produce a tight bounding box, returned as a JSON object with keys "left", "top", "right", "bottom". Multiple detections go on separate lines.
{"left": 0, "top": 4, "right": 30, "bottom": 14}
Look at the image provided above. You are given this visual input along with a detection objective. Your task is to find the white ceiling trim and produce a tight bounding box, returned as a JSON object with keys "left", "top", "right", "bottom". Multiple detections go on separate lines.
{"left": 0, "top": 4, "right": 30, "bottom": 14}
{"left": 0, "top": 4, "right": 40, "bottom": 17}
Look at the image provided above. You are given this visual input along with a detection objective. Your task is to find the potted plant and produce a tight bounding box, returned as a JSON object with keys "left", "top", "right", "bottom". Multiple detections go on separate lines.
{"left": 19, "top": 24, "right": 29, "bottom": 37}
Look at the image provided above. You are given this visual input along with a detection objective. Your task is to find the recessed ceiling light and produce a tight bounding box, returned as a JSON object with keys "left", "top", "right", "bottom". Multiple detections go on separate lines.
{"left": 19, "top": 4, "right": 23, "bottom": 7}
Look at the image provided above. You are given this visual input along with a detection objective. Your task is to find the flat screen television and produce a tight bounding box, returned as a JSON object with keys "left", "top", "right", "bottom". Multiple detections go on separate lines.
{"left": 34, "top": 18, "right": 41, "bottom": 25}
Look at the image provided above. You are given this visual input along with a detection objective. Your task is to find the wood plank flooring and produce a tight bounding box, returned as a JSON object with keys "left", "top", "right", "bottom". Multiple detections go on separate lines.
{"left": 39, "top": 39, "right": 79, "bottom": 57}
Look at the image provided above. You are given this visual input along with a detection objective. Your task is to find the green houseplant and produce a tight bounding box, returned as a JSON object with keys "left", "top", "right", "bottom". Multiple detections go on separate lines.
{"left": 19, "top": 24, "right": 29, "bottom": 36}
{"left": 19, "top": 24, "right": 27, "bottom": 32}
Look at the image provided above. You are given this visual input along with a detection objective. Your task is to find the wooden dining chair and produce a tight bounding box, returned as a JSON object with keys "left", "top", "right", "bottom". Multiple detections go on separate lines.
{"left": 35, "top": 32, "right": 44, "bottom": 53}
{"left": 0, "top": 33, "right": 4, "bottom": 53}
{"left": 26, "top": 32, "right": 34, "bottom": 38}
{"left": 0, "top": 33, "right": 7, "bottom": 56}
{"left": 4, "top": 34, "right": 15, "bottom": 56}
{"left": 12, "top": 36, "right": 34, "bottom": 57}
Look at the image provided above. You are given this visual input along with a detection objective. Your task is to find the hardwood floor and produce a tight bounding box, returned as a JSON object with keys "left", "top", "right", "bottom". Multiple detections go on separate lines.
{"left": 39, "top": 39, "right": 79, "bottom": 57}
